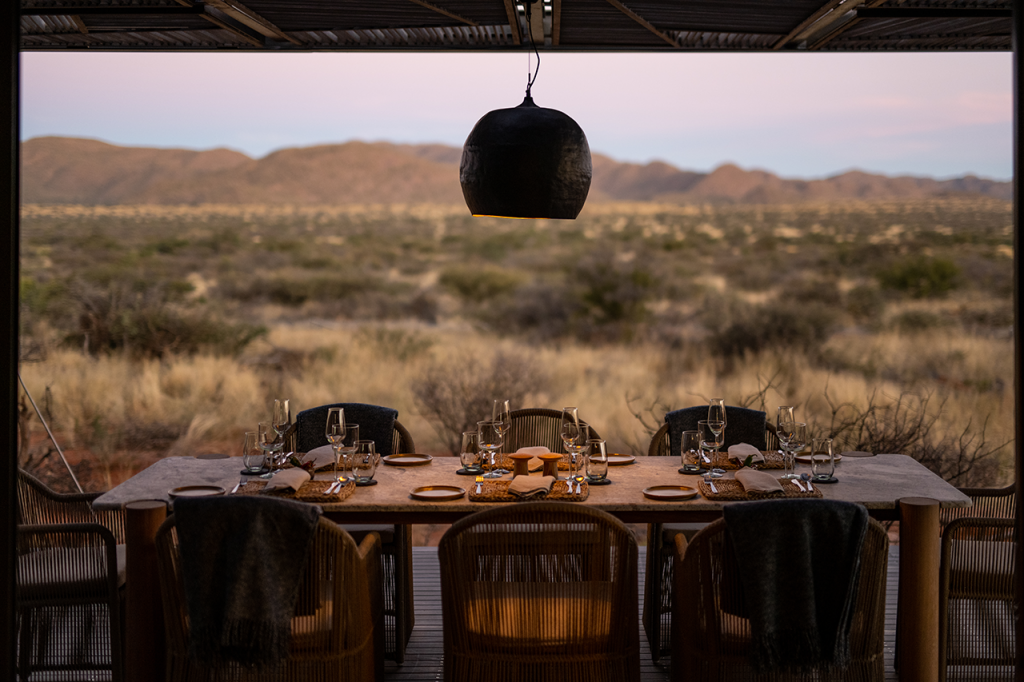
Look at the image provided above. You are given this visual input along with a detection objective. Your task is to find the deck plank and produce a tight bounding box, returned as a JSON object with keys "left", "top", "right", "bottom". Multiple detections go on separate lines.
{"left": 385, "top": 546, "right": 901, "bottom": 681}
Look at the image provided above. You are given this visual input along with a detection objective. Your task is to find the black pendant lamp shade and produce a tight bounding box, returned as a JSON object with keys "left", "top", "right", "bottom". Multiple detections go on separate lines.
{"left": 460, "top": 96, "right": 592, "bottom": 219}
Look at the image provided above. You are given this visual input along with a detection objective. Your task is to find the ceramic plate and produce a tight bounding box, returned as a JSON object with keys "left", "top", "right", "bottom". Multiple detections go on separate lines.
{"left": 607, "top": 454, "right": 636, "bottom": 466}
{"left": 168, "top": 485, "right": 225, "bottom": 498}
{"left": 796, "top": 454, "right": 843, "bottom": 464}
{"left": 643, "top": 485, "right": 698, "bottom": 501}
{"left": 410, "top": 485, "right": 465, "bottom": 501}
{"left": 382, "top": 454, "right": 433, "bottom": 466}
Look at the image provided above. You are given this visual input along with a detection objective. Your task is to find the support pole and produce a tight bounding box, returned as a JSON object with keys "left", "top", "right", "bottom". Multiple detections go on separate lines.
{"left": 898, "top": 497, "right": 940, "bottom": 682}
{"left": 125, "top": 501, "right": 168, "bottom": 682}
{"left": 1, "top": 1, "right": 19, "bottom": 678}
{"left": 1014, "top": 1, "right": 1024, "bottom": 680}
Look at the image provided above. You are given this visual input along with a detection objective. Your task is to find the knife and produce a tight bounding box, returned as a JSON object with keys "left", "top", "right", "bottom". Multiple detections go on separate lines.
{"left": 805, "top": 480, "right": 814, "bottom": 493}
{"left": 793, "top": 479, "right": 805, "bottom": 492}
{"left": 709, "top": 480, "right": 717, "bottom": 494}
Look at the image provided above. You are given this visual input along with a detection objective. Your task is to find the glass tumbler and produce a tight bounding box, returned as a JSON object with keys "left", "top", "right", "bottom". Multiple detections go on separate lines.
{"left": 586, "top": 439, "right": 609, "bottom": 482}
{"left": 460, "top": 431, "right": 482, "bottom": 473}
{"left": 242, "top": 431, "right": 265, "bottom": 473}
{"left": 811, "top": 437, "right": 835, "bottom": 481}
{"left": 350, "top": 440, "right": 378, "bottom": 485}
{"left": 680, "top": 430, "right": 702, "bottom": 473}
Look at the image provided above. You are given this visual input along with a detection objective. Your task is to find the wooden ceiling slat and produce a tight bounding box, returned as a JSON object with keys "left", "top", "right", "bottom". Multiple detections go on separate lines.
{"left": 502, "top": 0, "right": 521, "bottom": 45}
{"left": 406, "top": 0, "right": 478, "bottom": 26}
{"left": 203, "top": 0, "right": 301, "bottom": 44}
{"left": 772, "top": 0, "right": 854, "bottom": 49}
{"left": 604, "top": 0, "right": 677, "bottom": 47}
{"left": 551, "top": 0, "right": 561, "bottom": 45}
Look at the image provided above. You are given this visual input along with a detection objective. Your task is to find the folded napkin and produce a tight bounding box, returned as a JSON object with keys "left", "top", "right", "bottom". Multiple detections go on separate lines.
{"left": 508, "top": 475, "right": 555, "bottom": 499}
{"left": 728, "top": 443, "right": 765, "bottom": 463}
{"left": 734, "top": 469, "right": 782, "bottom": 494}
{"left": 263, "top": 468, "right": 310, "bottom": 492}
{"left": 516, "top": 446, "right": 550, "bottom": 472}
{"left": 301, "top": 445, "right": 336, "bottom": 470}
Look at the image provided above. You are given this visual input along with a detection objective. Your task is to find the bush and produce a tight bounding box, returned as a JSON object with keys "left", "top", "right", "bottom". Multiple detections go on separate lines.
{"left": 707, "top": 301, "right": 837, "bottom": 358}
{"left": 411, "top": 351, "right": 545, "bottom": 455}
{"left": 893, "top": 310, "right": 947, "bottom": 332}
{"left": 877, "top": 256, "right": 960, "bottom": 298}
{"left": 439, "top": 266, "right": 524, "bottom": 302}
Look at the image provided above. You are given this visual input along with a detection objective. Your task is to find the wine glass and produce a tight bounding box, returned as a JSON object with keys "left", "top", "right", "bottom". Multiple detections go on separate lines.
{"left": 257, "top": 421, "right": 282, "bottom": 479}
{"left": 337, "top": 424, "right": 360, "bottom": 483}
{"left": 568, "top": 422, "right": 591, "bottom": 485}
{"left": 698, "top": 420, "right": 723, "bottom": 467}
{"left": 779, "top": 421, "right": 806, "bottom": 479}
{"left": 325, "top": 407, "right": 345, "bottom": 446}
{"left": 273, "top": 398, "right": 291, "bottom": 443}
{"left": 708, "top": 398, "right": 727, "bottom": 443}
{"left": 490, "top": 400, "right": 512, "bottom": 474}
{"left": 478, "top": 421, "right": 504, "bottom": 479}
{"left": 560, "top": 406, "right": 580, "bottom": 455}
{"left": 776, "top": 406, "right": 795, "bottom": 453}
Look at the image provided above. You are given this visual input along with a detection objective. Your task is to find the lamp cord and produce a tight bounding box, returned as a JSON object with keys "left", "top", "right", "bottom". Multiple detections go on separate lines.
{"left": 525, "top": 0, "right": 541, "bottom": 97}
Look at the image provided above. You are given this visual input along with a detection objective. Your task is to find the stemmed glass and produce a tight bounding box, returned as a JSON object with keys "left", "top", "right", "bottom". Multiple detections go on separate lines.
{"left": 779, "top": 421, "right": 806, "bottom": 479}
{"left": 568, "top": 422, "right": 591, "bottom": 487}
{"left": 491, "top": 399, "right": 512, "bottom": 474}
{"left": 257, "top": 421, "right": 282, "bottom": 479}
{"left": 698, "top": 420, "right": 724, "bottom": 469}
{"left": 478, "top": 420, "right": 504, "bottom": 479}
{"left": 325, "top": 408, "right": 346, "bottom": 482}
{"left": 776, "top": 406, "right": 795, "bottom": 454}
{"left": 708, "top": 398, "right": 727, "bottom": 446}
{"left": 560, "top": 407, "right": 580, "bottom": 479}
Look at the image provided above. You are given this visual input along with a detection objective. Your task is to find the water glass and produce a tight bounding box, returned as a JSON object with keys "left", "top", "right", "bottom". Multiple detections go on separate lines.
{"left": 571, "top": 425, "right": 591, "bottom": 482}
{"left": 586, "top": 439, "right": 609, "bottom": 482}
{"left": 334, "top": 424, "right": 360, "bottom": 482}
{"left": 478, "top": 420, "right": 504, "bottom": 479}
{"left": 811, "top": 437, "right": 835, "bottom": 480}
{"left": 680, "top": 430, "right": 702, "bottom": 473}
{"left": 698, "top": 420, "right": 723, "bottom": 466}
{"left": 350, "top": 440, "right": 379, "bottom": 485}
{"left": 460, "top": 431, "right": 482, "bottom": 472}
{"left": 241, "top": 431, "right": 265, "bottom": 473}
{"left": 779, "top": 421, "right": 806, "bottom": 479}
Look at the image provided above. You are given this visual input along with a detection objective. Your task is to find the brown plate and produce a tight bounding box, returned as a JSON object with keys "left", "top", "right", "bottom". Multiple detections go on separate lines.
{"left": 410, "top": 485, "right": 465, "bottom": 501}
{"left": 796, "top": 453, "right": 843, "bottom": 464}
{"left": 643, "top": 485, "right": 698, "bottom": 501}
{"left": 169, "top": 485, "right": 225, "bottom": 498}
{"left": 383, "top": 453, "right": 433, "bottom": 466}
{"left": 607, "top": 454, "right": 636, "bottom": 466}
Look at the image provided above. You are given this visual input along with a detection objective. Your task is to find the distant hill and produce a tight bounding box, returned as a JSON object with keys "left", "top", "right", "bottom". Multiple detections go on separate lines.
{"left": 20, "top": 136, "right": 1012, "bottom": 206}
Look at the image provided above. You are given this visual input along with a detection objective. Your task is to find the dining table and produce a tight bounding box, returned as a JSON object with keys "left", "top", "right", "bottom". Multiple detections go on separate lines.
{"left": 94, "top": 452, "right": 970, "bottom": 682}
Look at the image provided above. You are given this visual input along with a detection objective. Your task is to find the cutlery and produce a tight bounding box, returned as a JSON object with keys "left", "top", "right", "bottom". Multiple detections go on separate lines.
{"left": 805, "top": 480, "right": 814, "bottom": 493}
{"left": 475, "top": 475, "right": 483, "bottom": 495}
{"left": 231, "top": 476, "right": 245, "bottom": 494}
{"left": 703, "top": 474, "right": 717, "bottom": 494}
{"left": 326, "top": 480, "right": 339, "bottom": 494}
{"left": 792, "top": 479, "right": 805, "bottom": 492}
{"left": 574, "top": 477, "right": 582, "bottom": 496}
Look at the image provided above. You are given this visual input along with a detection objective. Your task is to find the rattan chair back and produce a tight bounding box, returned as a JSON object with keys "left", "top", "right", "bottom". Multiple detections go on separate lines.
{"left": 503, "top": 408, "right": 603, "bottom": 455}
{"left": 672, "top": 516, "right": 888, "bottom": 681}
{"left": 647, "top": 421, "right": 779, "bottom": 458}
{"left": 17, "top": 468, "right": 125, "bottom": 542}
{"left": 938, "top": 517, "right": 1015, "bottom": 682}
{"left": 940, "top": 485, "right": 1015, "bottom": 530}
{"left": 155, "top": 513, "right": 383, "bottom": 682}
{"left": 438, "top": 501, "right": 640, "bottom": 682}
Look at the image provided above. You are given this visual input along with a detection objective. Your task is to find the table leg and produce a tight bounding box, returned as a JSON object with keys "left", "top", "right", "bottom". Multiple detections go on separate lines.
{"left": 125, "top": 500, "right": 167, "bottom": 682}
{"left": 898, "top": 497, "right": 940, "bottom": 682}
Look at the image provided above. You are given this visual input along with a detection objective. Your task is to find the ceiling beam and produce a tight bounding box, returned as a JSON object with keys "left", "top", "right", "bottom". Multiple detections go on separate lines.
{"left": 858, "top": 7, "right": 1012, "bottom": 19}
{"left": 502, "top": 0, "right": 521, "bottom": 45}
{"left": 203, "top": 0, "right": 300, "bottom": 44}
{"left": 406, "top": 0, "right": 478, "bottom": 26}
{"left": 528, "top": 0, "right": 544, "bottom": 43}
{"left": 551, "top": 0, "right": 561, "bottom": 45}
{"left": 773, "top": 0, "right": 858, "bottom": 50}
{"left": 604, "top": 0, "right": 677, "bottom": 48}
{"left": 70, "top": 15, "right": 88, "bottom": 33}
{"left": 22, "top": 6, "right": 204, "bottom": 15}
{"left": 809, "top": 0, "right": 886, "bottom": 49}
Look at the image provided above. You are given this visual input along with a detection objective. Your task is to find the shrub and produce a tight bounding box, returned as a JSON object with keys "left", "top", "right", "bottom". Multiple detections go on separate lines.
{"left": 439, "top": 266, "right": 524, "bottom": 302}
{"left": 410, "top": 351, "right": 545, "bottom": 455}
{"left": 877, "top": 256, "right": 960, "bottom": 298}
{"left": 707, "top": 301, "right": 837, "bottom": 358}
{"left": 893, "top": 310, "right": 947, "bottom": 332}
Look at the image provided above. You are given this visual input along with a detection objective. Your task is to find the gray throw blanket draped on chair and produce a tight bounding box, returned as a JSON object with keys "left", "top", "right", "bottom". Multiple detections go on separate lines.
{"left": 295, "top": 402, "right": 399, "bottom": 456}
{"left": 173, "top": 496, "right": 321, "bottom": 668}
{"left": 723, "top": 499, "right": 869, "bottom": 672}
{"left": 665, "top": 405, "right": 767, "bottom": 459}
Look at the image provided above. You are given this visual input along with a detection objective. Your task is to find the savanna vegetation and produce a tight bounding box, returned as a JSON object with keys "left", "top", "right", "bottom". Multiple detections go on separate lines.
{"left": 18, "top": 198, "right": 1014, "bottom": 496}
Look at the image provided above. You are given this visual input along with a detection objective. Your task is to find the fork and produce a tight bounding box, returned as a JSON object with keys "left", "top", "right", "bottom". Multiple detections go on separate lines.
{"left": 475, "top": 475, "right": 483, "bottom": 495}
{"left": 231, "top": 476, "right": 246, "bottom": 494}
{"left": 703, "top": 473, "right": 718, "bottom": 494}
{"left": 792, "top": 479, "right": 806, "bottom": 492}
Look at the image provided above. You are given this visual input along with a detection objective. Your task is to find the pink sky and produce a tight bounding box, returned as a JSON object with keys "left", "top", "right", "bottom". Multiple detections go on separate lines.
{"left": 21, "top": 51, "right": 1011, "bottom": 180}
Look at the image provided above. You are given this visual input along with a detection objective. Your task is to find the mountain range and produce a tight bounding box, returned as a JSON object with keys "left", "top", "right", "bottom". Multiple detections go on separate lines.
{"left": 20, "top": 136, "right": 1012, "bottom": 207}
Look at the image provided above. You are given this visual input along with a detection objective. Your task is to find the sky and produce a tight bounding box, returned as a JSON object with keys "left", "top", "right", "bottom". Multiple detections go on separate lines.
{"left": 21, "top": 50, "right": 1012, "bottom": 181}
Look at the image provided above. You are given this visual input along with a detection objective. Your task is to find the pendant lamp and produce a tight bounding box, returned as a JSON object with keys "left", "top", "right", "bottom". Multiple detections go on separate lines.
{"left": 459, "top": 3, "right": 591, "bottom": 219}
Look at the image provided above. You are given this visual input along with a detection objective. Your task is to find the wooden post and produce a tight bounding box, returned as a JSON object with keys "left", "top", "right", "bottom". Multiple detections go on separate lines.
{"left": 898, "top": 497, "right": 940, "bottom": 682}
{"left": 125, "top": 501, "right": 168, "bottom": 682}
{"left": 1012, "top": 3, "right": 1024, "bottom": 680}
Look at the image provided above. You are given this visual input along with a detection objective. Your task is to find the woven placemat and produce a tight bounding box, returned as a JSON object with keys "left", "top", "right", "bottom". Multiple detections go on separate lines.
{"left": 468, "top": 479, "right": 589, "bottom": 502}
{"left": 707, "top": 451, "right": 785, "bottom": 470}
{"left": 697, "top": 478, "right": 822, "bottom": 500}
{"left": 236, "top": 479, "right": 355, "bottom": 503}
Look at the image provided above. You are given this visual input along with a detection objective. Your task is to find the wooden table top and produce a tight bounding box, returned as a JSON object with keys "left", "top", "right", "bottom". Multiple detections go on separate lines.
{"left": 93, "top": 452, "right": 970, "bottom": 523}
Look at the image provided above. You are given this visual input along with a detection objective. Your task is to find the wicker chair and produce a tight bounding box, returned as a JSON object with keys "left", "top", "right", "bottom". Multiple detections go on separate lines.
{"left": 936, "top": 484, "right": 1016, "bottom": 681}
{"left": 643, "top": 414, "right": 778, "bottom": 661}
{"left": 155, "top": 511, "right": 383, "bottom": 682}
{"left": 438, "top": 501, "right": 640, "bottom": 682}
{"left": 15, "top": 469, "right": 127, "bottom": 682}
{"left": 286, "top": 405, "right": 416, "bottom": 663}
{"left": 286, "top": 405, "right": 413, "bottom": 659}
{"left": 503, "top": 408, "right": 603, "bottom": 455}
{"left": 672, "top": 515, "right": 889, "bottom": 681}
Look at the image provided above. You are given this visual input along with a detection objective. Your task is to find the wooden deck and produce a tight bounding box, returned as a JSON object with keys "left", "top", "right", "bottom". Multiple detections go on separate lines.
{"left": 385, "top": 546, "right": 901, "bottom": 681}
